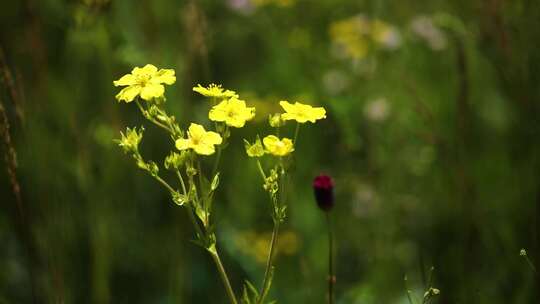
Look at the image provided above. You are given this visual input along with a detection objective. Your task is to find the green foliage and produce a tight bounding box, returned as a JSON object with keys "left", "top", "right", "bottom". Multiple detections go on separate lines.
{"left": 0, "top": 0, "right": 539, "bottom": 303}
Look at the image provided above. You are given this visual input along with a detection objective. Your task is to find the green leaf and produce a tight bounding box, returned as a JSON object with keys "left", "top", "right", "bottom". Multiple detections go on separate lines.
{"left": 241, "top": 280, "right": 260, "bottom": 304}
{"left": 211, "top": 172, "right": 220, "bottom": 191}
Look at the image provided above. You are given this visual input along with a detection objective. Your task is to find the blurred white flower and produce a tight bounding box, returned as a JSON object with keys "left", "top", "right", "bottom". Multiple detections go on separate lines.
{"left": 227, "top": 0, "right": 254, "bottom": 14}
{"left": 410, "top": 16, "right": 447, "bottom": 51}
{"left": 364, "top": 97, "right": 390, "bottom": 122}
{"left": 372, "top": 20, "right": 402, "bottom": 50}
{"left": 352, "top": 182, "right": 379, "bottom": 218}
{"left": 322, "top": 69, "right": 350, "bottom": 95}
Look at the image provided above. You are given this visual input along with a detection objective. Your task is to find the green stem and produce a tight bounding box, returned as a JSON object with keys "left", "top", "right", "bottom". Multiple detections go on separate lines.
{"left": 326, "top": 212, "right": 334, "bottom": 304}
{"left": 196, "top": 160, "right": 209, "bottom": 226}
{"left": 176, "top": 171, "right": 188, "bottom": 195}
{"left": 258, "top": 221, "right": 280, "bottom": 304}
{"left": 293, "top": 122, "right": 300, "bottom": 145}
{"left": 135, "top": 99, "right": 172, "bottom": 133}
{"left": 209, "top": 246, "right": 238, "bottom": 304}
{"left": 212, "top": 125, "right": 227, "bottom": 176}
{"left": 212, "top": 145, "right": 222, "bottom": 176}
{"left": 256, "top": 159, "right": 267, "bottom": 180}
{"left": 404, "top": 276, "right": 415, "bottom": 304}
{"left": 154, "top": 175, "right": 176, "bottom": 194}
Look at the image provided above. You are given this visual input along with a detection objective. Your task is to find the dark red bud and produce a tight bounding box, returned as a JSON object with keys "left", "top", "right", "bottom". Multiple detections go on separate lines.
{"left": 313, "top": 174, "right": 334, "bottom": 211}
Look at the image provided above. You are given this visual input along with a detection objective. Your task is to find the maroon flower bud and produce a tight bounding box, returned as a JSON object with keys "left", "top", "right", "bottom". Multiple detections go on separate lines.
{"left": 313, "top": 174, "right": 334, "bottom": 211}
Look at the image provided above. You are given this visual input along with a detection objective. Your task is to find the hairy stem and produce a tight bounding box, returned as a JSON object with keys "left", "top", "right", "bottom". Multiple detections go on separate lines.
{"left": 209, "top": 246, "right": 238, "bottom": 304}
{"left": 135, "top": 99, "right": 172, "bottom": 133}
{"left": 256, "top": 159, "right": 267, "bottom": 180}
{"left": 258, "top": 221, "right": 280, "bottom": 304}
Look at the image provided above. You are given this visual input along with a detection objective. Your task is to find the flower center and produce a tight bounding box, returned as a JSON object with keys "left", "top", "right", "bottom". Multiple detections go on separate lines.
{"left": 136, "top": 74, "right": 152, "bottom": 86}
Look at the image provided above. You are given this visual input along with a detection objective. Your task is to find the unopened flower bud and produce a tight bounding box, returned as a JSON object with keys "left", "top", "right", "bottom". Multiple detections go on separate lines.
{"left": 269, "top": 113, "right": 284, "bottom": 128}
{"left": 117, "top": 126, "right": 144, "bottom": 154}
{"left": 244, "top": 136, "right": 265, "bottom": 157}
{"left": 313, "top": 174, "right": 334, "bottom": 211}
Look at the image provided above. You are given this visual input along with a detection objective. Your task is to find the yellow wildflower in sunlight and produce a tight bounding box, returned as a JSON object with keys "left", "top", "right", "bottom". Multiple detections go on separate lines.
{"left": 209, "top": 97, "right": 256, "bottom": 128}
{"left": 175, "top": 123, "right": 223, "bottom": 156}
{"left": 279, "top": 101, "right": 326, "bottom": 123}
{"left": 193, "top": 84, "right": 238, "bottom": 99}
{"left": 113, "top": 64, "right": 176, "bottom": 102}
{"left": 263, "top": 135, "right": 294, "bottom": 156}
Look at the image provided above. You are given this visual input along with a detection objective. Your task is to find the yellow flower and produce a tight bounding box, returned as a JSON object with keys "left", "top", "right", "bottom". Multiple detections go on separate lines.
{"left": 263, "top": 135, "right": 294, "bottom": 156}
{"left": 279, "top": 100, "right": 326, "bottom": 123}
{"left": 113, "top": 64, "right": 176, "bottom": 102}
{"left": 175, "top": 123, "right": 223, "bottom": 155}
{"left": 193, "top": 84, "right": 238, "bottom": 99}
{"left": 244, "top": 136, "right": 265, "bottom": 157}
{"left": 209, "top": 97, "right": 256, "bottom": 128}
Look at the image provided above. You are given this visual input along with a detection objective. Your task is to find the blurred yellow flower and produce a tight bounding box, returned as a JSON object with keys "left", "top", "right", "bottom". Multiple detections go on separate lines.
{"left": 113, "top": 64, "right": 176, "bottom": 102}
{"left": 175, "top": 123, "right": 223, "bottom": 155}
{"left": 263, "top": 135, "right": 294, "bottom": 156}
{"left": 193, "top": 84, "right": 238, "bottom": 99}
{"left": 329, "top": 16, "right": 370, "bottom": 59}
{"left": 209, "top": 97, "right": 255, "bottom": 128}
{"left": 279, "top": 100, "right": 326, "bottom": 123}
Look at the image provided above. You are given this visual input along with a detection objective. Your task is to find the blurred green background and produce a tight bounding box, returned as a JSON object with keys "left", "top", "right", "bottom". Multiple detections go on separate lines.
{"left": 0, "top": 0, "right": 539, "bottom": 303}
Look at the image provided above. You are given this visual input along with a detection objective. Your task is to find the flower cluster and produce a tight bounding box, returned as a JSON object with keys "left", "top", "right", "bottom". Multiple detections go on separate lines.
{"left": 113, "top": 65, "right": 327, "bottom": 304}
{"left": 244, "top": 100, "right": 326, "bottom": 158}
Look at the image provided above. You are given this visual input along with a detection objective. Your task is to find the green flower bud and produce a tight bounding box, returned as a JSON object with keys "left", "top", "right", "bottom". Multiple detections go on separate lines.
{"left": 269, "top": 113, "right": 284, "bottom": 127}
{"left": 244, "top": 136, "right": 265, "bottom": 157}
{"left": 147, "top": 161, "right": 159, "bottom": 176}
{"left": 164, "top": 151, "right": 188, "bottom": 170}
{"left": 186, "top": 166, "right": 198, "bottom": 177}
{"left": 117, "top": 127, "right": 144, "bottom": 154}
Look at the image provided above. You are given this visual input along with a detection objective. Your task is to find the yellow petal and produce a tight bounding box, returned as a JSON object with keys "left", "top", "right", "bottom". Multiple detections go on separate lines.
{"left": 115, "top": 85, "right": 141, "bottom": 102}
{"left": 140, "top": 83, "right": 165, "bottom": 100}
{"left": 113, "top": 74, "right": 136, "bottom": 86}
{"left": 194, "top": 143, "right": 216, "bottom": 155}
{"left": 279, "top": 100, "right": 295, "bottom": 113}
{"left": 281, "top": 138, "right": 294, "bottom": 151}
{"left": 140, "top": 64, "right": 158, "bottom": 75}
{"left": 154, "top": 69, "right": 176, "bottom": 85}
{"left": 308, "top": 107, "right": 326, "bottom": 122}
{"left": 175, "top": 138, "right": 190, "bottom": 150}
{"left": 192, "top": 84, "right": 207, "bottom": 95}
{"left": 263, "top": 135, "right": 294, "bottom": 156}
{"left": 281, "top": 112, "right": 302, "bottom": 122}
{"left": 131, "top": 66, "right": 143, "bottom": 76}
{"left": 208, "top": 100, "right": 229, "bottom": 122}
{"left": 203, "top": 131, "right": 223, "bottom": 146}
{"left": 226, "top": 116, "right": 246, "bottom": 128}
{"left": 188, "top": 123, "right": 206, "bottom": 139}
{"left": 263, "top": 135, "right": 279, "bottom": 148}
